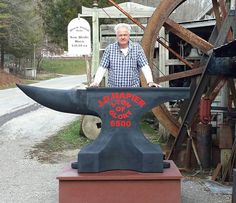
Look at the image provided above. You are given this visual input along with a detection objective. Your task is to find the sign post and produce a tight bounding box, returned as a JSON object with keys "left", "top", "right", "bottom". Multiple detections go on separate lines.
{"left": 67, "top": 16, "right": 91, "bottom": 56}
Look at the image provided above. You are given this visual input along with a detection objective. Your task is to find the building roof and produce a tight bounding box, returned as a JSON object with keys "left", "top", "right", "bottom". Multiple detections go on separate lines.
{"left": 180, "top": 19, "right": 215, "bottom": 29}
{"left": 81, "top": 2, "right": 156, "bottom": 18}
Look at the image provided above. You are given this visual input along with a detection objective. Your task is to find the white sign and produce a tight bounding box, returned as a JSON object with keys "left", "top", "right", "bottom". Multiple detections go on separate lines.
{"left": 67, "top": 17, "right": 91, "bottom": 56}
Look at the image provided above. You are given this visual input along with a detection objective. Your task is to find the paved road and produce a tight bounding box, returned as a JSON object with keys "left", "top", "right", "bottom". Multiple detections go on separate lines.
{"left": 0, "top": 75, "right": 87, "bottom": 140}
{"left": 0, "top": 75, "right": 87, "bottom": 117}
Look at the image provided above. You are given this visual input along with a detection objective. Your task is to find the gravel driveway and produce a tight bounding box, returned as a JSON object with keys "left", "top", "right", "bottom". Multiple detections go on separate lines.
{"left": 0, "top": 75, "right": 232, "bottom": 203}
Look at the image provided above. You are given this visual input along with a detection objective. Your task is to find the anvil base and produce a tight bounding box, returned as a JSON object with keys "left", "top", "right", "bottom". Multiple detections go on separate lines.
{"left": 75, "top": 142, "right": 164, "bottom": 172}
{"left": 57, "top": 160, "right": 182, "bottom": 203}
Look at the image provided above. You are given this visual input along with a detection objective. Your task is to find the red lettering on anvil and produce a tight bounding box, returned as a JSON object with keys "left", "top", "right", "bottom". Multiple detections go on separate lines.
{"left": 116, "top": 106, "right": 125, "bottom": 112}
{"left": 109, "top": 110, "right": 117, "bottom": 118}
{"left": 110, "top": 102, "right": 116, "bottom": 108}
{"left": 115, "top": 100, "right": 131, "bottom": 108}
{"left": 98, "top": 95, "right": 110, "bottom": 107}
{"left": 98, "top": 92, "right": 145, "bottom": 108}
{"left": 110, "top": 120, "right": 131, "bottom": 127}
{"left": 98, "top": 92, "right": 144, "bottom": 128}
{"left": 117, "top": 110, "right": 132, "bottom": 119}
{"left": 98, "top": 100, "right": 104, "bottom": 107}
{"left": 111, "top": 92, "right": 120, "bottom": 99}
{"left": 109, "top": 110, "right": 132, "bottom": 119}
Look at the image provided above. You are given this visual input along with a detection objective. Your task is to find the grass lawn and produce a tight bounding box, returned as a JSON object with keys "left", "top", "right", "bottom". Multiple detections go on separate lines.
{"left": 40, "top": 58, "right": 87, "bottom": 75}
{"left": 0, "top": 58, "right": 88, "bottom": 89}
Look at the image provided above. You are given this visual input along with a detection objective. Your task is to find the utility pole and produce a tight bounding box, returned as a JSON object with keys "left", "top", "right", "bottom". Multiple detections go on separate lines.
{"left": 33, "top": 43, "right": 36, "bottom": 78}
{"left": 33, "top": 43, "right": 36, "bottom": 70}
{"left": 91, "top": 0, "right": 100, "bottom": 77}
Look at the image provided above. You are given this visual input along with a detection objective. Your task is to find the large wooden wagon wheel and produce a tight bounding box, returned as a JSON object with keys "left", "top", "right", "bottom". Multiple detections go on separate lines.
{"left": 140, "top": 0, "right": 235, "bottom": 160}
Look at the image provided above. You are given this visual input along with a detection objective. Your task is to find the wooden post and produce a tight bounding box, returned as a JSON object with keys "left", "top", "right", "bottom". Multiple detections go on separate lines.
{"left": 91, "top": 0, "right": 100, "bottom": 77}
{"left": 196, "top": 123, "right": 212, "bottom": 169}
{"left": 158, "top": 27, "right": 169, "bottom": 140}
{"left": 184, "top": 138, "right": 192, "bottom": 171}
{"left": 85, "top": 55, "right": 91, "bottom": 85}
{"left": 219, "top": 123, "right": 233, "bottom": 178}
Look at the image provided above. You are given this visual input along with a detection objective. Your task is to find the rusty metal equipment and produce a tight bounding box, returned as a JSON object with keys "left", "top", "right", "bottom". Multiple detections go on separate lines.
{"left": 199, "top": 97, "right": 211, "bottom": 125}
{"left": 141, "top": 0, "right": 236, "bottom": 147}
{"left": 17, "top": 84, "right": 189, "bottom": 173}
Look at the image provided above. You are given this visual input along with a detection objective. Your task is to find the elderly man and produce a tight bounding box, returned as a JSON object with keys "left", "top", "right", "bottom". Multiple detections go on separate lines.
{"left": 90, "top": 23, "right": 160, "bottom": 87}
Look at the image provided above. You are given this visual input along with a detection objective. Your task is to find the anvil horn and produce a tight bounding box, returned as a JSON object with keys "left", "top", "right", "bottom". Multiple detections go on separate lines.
{"left": 16, "top": 84, "right": 98, "bottom": 116}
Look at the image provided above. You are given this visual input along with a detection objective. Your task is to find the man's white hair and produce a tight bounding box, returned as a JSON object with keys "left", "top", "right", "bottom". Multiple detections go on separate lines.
{"left": 114, "top": 23, "right": 131, "bottom": 34}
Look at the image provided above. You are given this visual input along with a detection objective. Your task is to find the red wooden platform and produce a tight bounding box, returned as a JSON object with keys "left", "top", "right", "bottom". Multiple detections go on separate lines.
{"left": 57, "top": 160, "right": 182, "bottom": 203}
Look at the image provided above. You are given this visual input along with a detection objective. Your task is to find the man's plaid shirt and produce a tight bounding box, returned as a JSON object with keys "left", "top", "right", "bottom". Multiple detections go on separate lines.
{"left": 100, "top": 41, "right": 149, "bottom": 87}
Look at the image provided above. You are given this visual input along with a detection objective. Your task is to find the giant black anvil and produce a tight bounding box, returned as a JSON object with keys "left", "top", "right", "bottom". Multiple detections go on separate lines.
{"left": 17, "top": 84, "right": 189, "bottom": 173}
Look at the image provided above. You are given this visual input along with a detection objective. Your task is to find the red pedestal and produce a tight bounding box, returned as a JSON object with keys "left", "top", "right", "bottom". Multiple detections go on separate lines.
{"left": 57, "top": 160, "right": 182, "bottom": 203}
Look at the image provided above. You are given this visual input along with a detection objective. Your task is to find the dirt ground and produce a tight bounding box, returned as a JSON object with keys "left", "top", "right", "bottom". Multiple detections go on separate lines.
{"left": 0, "top": 69, "right": 22, "bottom": 88}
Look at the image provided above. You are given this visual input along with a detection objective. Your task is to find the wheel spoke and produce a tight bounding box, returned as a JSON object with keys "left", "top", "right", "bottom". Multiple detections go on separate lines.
{"left": 164, "top": 19, "right": 214, "bottom": 54}
{"left": 141, "top": 0, "right": 186, "bottom": 137}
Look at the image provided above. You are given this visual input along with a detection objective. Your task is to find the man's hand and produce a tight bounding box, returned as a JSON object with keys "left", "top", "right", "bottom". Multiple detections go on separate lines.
{"left": 90, "top": 81, "right": 99, "bottom": 87}
{"left": 147, "top": 82, "right": 161, "bottom": 87}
